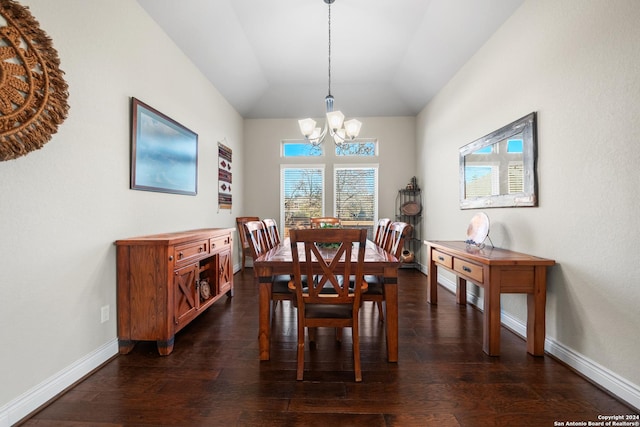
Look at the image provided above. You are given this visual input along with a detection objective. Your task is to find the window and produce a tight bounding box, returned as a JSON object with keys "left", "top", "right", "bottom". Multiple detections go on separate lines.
{"left": 507, "top": 139, "right": 523, "bottom": 153}
{"left": 335, "top": 141, "right": 377, "bottom": 156}
{"left": 282, "top": 141, "right": 322, "bottom": 157}
{"left": 334, "top": 166, "right": 378, "bottom": 237}
{"left": 464, "top": 165, "right": 499, "bottom": 197}
{"left": 281, "top": 166, "right": 324, "bottom": 236}
{"left": 508, "top": 162, "right": 524, "bottom": 193}
{"left": 280, "top": 139, "right": 379, "bottom": 237}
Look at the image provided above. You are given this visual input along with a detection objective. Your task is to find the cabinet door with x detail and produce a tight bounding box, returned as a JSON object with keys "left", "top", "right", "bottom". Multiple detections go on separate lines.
{"left": 174, "top": 263, "right": 199, "bottom": 329}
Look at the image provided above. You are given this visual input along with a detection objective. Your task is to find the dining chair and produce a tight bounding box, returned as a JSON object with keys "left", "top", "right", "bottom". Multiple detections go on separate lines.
{"left": 384, "top": 221, "right": 413, "bottom": 259}
{"left": 288, "top": 227, "right": 368, "bottom": 382}
{"left": 362, "top": 221, "right": 413, "bottom": 322}
{"left": 236, "top": 216, "right": 260, "bottom": 271}
{"left": 262, "top": 218, "right": 281, "bottom": 249}
{"left": 243, "top": 220, "right": 293, "bottom": 318}
{"left": 309, "top": 216, "right": 341, "bottom": 228}
{"left": 373, "top": 218, "right": 391, "bottom": 247}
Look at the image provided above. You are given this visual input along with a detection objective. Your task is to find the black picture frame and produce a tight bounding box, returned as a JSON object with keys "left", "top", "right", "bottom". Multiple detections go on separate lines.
{"left": 130, "top": 97, "right": 198, "bottom": 196}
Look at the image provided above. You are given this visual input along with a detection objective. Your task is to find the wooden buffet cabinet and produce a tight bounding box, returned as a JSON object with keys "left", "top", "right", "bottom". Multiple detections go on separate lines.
{"left": 425, "top": 240, "right": 555, "bottom": 357}
{"left": 116, "top": 228, "right": 234, "bottom": 355}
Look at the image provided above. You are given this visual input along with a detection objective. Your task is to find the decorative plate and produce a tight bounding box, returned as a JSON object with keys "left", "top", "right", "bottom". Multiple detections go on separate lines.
{"left": 466, "top": 212, "right": 490, "bottom": 245}
{"left": 199, "top": 280, "right": 211, "bottom": 300}
{"left": 401, "top": 201, "right": 421, "bottom": 216}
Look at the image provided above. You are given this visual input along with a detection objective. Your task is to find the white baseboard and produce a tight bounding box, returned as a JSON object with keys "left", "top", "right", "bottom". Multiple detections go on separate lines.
{"left": 0, "top": 338, "right": 118, "bottom": 427}
{"left": 437, "top": 274, "right": 640, "bottom": 411}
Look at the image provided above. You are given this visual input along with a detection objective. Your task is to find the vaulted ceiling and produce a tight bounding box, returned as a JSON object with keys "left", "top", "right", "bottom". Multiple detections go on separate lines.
{"left": 137, "top": 0, "right": 524, "bottom": 119}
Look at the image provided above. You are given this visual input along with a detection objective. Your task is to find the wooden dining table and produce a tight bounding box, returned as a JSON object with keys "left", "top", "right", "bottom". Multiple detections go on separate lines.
{"left": 253, "top": 238, "right": 402, "bottom": 362}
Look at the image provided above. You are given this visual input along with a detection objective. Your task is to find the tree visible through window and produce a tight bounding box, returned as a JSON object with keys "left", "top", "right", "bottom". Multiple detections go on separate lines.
{"left": 335, "top": 167, "right": 377, "bottom": 237}
{"left": 281, "top": 167, "right": 324, "bottom": 236}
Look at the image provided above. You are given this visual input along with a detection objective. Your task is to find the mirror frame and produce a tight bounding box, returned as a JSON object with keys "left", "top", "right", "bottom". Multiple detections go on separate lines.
{"left": 459, "top": 112, "right": 537, "bottom": 209}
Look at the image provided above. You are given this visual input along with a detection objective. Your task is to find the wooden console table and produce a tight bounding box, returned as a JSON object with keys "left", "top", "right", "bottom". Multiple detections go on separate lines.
{"left": 116, "top": 228, "right": 234, "bottom": 355}
{"left": 425, "top": 240, "right": 555, "bottom": 356}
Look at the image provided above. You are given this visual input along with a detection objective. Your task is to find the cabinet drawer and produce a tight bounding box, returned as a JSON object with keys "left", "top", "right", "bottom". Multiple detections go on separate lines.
{"left": 174, "top": 240, "right": 209, "bottom": 266}
{"left": 210, "top": 234, "right": 231, "bottom": 253}
{"left": 432, "top": 250, "right": 452, "bottom": 268}
{"left": 453, "top": 258, "right": 483, "bottom": 283}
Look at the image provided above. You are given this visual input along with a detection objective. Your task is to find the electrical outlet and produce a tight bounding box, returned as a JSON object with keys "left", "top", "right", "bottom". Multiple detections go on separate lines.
{"left": 101, "top": 305, "right": 109, "bottom": 323}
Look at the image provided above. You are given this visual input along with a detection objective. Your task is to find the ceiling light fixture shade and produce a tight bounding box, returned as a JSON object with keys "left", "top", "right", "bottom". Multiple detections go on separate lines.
{"left": 298, "top": 0, "right": 362, "bottom": 146}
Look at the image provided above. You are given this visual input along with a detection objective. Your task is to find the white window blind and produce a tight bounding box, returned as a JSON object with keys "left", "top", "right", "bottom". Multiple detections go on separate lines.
{"left": 281, "top": 167, "right": 324, "bottom": 236}
{"left": 508, "top": 162, "right": 524, "bottom": 193}
{"left": 334, "top": 166, "right": 377, "bottom": 238}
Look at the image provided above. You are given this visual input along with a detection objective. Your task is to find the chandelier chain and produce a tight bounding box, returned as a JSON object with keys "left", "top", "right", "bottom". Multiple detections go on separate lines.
{"left": 297, "top": 0, "right": 362, "bottom": 146}
{"left": 327, "top": 1, "right": 331, "bottom": 96}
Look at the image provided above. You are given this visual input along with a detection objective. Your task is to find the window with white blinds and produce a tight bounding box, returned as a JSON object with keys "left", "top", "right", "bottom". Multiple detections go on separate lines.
{"left": 464, "top": 165, "right": 499, "bottom": 197}
{"left": 334, "top": 166, "right": 378, "bottom": 238}
{"left": 508, "top": 162, "right": 524, "bottom": 193}
{"left": 281, "top": 166, "right": 324, "bottom": 236}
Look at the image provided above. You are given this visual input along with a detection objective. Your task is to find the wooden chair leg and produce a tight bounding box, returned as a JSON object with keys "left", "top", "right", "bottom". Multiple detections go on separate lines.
{"left": 297, "top": 325, "right": 306, "bottom": 381}
{"left": 353, "top": 320, "right": 362, "bottom": 382}
{"left": 241, "top": 252, "right": 246, "bottom": 272}
{"left": 335, "top": 327, "right": 343, "bottom": 343}
{"left": 308, "top": 327, "right": 317, "bottom": 343}
{"left": 376, "top": 301, "right": 384, "bottom": 322}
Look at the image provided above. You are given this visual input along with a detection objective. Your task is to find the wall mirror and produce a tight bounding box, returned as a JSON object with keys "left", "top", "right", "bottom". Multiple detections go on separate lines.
{"left": 459, "top": 112, "right": 537, "bottom": 209}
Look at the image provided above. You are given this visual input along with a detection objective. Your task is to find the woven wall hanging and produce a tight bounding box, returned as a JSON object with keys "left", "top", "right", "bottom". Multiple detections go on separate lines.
{"left": 0, "top": 0, "right": 69, "bottom": 161}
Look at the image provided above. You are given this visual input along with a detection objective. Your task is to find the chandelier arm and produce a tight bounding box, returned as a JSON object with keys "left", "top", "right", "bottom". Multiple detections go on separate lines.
{"left": 328, "top": 127, "right": 357, "bottom": 145}
{"left": 305, "top": 122, "right": 329, "bottom": 146}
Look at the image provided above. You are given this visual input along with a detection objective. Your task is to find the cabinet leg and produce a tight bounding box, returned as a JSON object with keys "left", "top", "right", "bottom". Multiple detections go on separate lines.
{"left": 156, "top": 337, "right": 175, "bottom": 356}
{"left": 118, "top": 340, "right": 135, "bottom": 355}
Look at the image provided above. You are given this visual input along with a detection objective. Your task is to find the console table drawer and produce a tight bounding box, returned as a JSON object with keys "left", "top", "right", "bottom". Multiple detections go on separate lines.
{"left": 174, "top": 240, "right": 209, "bottom": 266}
{"left": 210, "top": 235, "right": 231, "bottom": 253}
{"left": 432, "top": 250, "right": 452, "bottom": 268}
{"left": 453, "top": 258, "right": 483, "bottom": 283}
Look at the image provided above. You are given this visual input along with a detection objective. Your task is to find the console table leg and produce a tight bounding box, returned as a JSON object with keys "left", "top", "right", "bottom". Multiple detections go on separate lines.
{"left": 456, "top": 277, "right": 467, "bottom": 305}
{"left": 118, "top": 340, "right": 135, "bottom": 355}
{"left": 484, "top": 267, "right": 501, "bottom": 356}
{"left": 427, "top": 262, "right": 438, "bottom": 304}
{"left": 527, "top": 266, "right": 547, "bottom": 356}
{"left": 156, "top": 337, "right": 175, "bottom": 356}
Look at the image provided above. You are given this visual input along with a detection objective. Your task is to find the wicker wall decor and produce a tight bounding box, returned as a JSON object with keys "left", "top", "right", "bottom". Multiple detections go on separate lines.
{"left": 0, "top": 0, "right": 69, "bottom": 161}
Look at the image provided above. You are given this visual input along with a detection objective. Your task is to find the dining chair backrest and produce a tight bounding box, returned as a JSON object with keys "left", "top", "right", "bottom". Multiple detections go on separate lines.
{"left": 309, "top": 216, "right": 341, "bottom": 229}
{"left": 373, "top": 218, "right": 391, "bottom": 247}
{"left": 289, "top": 228, "right": 367, "bottom": 303}
{"left": 243, "top": 220, "right": 270, "bottom": 261}
{"left": 236, "top": 216, "right": 260, "bottom": 271}
{"left": 262, "top": 218, "right": 281, "bottom": 249}
{"left": 385, "top": 222, "right": 413, "bottom": 259}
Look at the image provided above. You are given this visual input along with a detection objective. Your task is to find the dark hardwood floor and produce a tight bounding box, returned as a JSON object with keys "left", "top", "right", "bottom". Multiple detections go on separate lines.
{"left": 21, "top": 269, "right": 637, "bottom": 426}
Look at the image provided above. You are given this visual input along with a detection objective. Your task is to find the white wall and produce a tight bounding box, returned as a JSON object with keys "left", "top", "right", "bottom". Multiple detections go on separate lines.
{"left": 0, "top": 0, "right": 243, "bottom": 423}
{"left": 243, "top": 116, "right": 416, "bottom": 223}
{"left": 417, "top": 0, "right": 640, "bottom": 408}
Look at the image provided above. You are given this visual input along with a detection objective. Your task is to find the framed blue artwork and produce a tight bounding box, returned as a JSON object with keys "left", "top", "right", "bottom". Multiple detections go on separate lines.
{"left": 130, "top": 97, "right": 198, "bottom": 196}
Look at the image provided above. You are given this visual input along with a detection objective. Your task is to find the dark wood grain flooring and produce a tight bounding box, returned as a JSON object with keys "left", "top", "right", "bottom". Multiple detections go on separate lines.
{"left": 20, "top": 269, "right": 637, "bottom": 426}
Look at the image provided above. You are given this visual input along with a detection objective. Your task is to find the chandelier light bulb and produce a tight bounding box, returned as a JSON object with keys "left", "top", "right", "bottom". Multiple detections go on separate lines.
{"left": 344, "top": 119, "right": 362, "bottom": 139}
{"left": 326, "top": 110, "right": 345, "bottom": 132}
{"left": 298, "top": 118, "right": 317, "bottom": 138}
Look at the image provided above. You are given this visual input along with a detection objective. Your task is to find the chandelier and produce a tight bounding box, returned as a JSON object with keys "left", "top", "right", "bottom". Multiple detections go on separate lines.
{"left": 298, "top": 0, "right": 362, "bottom": 146}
